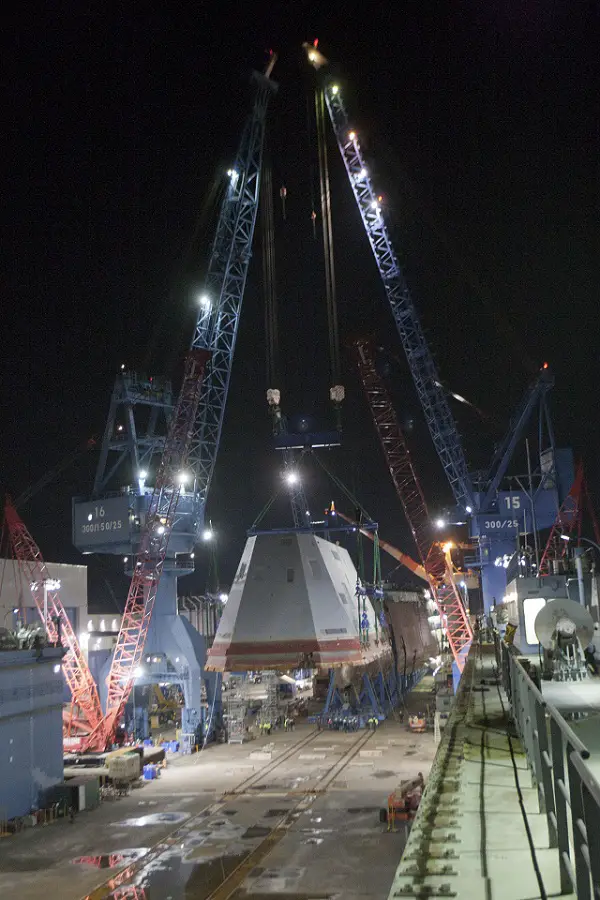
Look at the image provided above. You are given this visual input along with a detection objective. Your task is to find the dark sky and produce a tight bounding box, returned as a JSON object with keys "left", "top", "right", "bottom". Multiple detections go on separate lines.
{"left": 1, "top": 2, "right": 599, "bottom": 609}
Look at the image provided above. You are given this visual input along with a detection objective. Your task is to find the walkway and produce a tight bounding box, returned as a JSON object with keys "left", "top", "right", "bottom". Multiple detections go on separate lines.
{"left": 388, "top": 644, "right": 573, "bottom": 899}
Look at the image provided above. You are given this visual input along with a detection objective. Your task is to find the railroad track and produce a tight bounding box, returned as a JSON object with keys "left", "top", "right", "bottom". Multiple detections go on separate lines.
{"left": 83, "top": 726, "right": 369, "bottom": 900}
{"left": 204, "top": 727, "right": 375, "bottom": 900}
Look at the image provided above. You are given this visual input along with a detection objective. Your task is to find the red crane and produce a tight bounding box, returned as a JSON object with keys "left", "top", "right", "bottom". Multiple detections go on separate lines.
{"left": 93, "top": 348, "right": 211, "bottom": 748}
{"left": 352, "top": 339, "right": 473, "bottom": 671}
{"left": 538, "top": 462, "right": 583, "bottom": 576}
{"left": 3, "top": 502, "right": 104, "bottom": 744}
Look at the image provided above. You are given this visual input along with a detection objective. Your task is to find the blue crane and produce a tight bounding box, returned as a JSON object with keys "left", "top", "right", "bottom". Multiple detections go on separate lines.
{"left": 304, "top": 44, "right": 474, "bottom": 515}
{"left": 189, "top": 63, "right": 277, "bottom": 534}
{"left": 305, "top": 43, "right": 573, "bottom": 614}
{"left": 74, "top": 56, "right": 277, "bottom": 746}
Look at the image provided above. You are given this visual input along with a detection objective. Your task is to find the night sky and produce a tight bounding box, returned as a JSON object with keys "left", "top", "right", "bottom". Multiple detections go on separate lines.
{"left": 2, "top": 2, "right": 599, "bottom": 610}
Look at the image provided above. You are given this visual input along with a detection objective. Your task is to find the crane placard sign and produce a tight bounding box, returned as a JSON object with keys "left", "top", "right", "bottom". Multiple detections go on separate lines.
{"left": 72, "top": 495, "right": 131, "bottom": 549}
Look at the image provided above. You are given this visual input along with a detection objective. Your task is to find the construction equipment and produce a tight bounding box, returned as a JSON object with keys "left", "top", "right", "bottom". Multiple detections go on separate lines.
{"left": 91, "top": 347, "right": 211, "bottom": 748}
{"left": 336, "top": 510, "right": 427, "bottom": 582}
{"left": 3, "top": 502, "right": 104, "bottom": 748}
{"left": 538, "top": 462, "right": 583, "bottom": 576}
{"left": 77, "top": 55, "right": 277, "bottom": 748}
{"left": 306, "top": 44, "right": 575, "bottom": 614}
{"left": 351, "top": 340, "right": 472, "bottom": 672}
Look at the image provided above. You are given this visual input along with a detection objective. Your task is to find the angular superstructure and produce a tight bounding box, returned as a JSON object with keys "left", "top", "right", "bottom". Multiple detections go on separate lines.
{"left": 206, "top": 532, "right": 386, "bottom": 672}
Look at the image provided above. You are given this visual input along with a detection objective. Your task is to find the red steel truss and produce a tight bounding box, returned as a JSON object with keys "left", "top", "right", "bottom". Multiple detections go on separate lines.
{"left": 3, "top": 502, "right": 104, "bottom": 740}
{"left": 352, "top": 339, "right": 473, "bottom": 670}
{"left": 538, "top": 461, "right": 583, "bottom": 576}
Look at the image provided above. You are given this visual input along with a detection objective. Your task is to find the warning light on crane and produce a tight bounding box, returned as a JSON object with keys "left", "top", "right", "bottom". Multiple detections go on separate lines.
{"left": 331, "top": 84, "right": 339, "bottom": 95}
{"left": 358, "top": 168, "right": 367, "bottom": 179}
{"left": 543, "top": 362, "right": 549, "bottom": 370}
{"left": 348, "top": 131, "right": 356, "bottom": 141}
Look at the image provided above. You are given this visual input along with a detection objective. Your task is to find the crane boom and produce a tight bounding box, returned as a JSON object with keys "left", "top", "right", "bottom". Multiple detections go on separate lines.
{"left": 3, "top": 502, "right": 104, "bottom": 741}
{"left": 305, "top": 47, "right": 473, "bottom": 512}
{"left": 538, "top": 461, "right": 583, "bottom": 576}
{"left": 188, "top": 67, "right": 277, "bottom": 534}
{"left": 352, "top": 340, "right": 472, "bottom": 670}
{"left": 97, "top": 348, "right": 211, "bottom": 747}
{"left": 336, "top": 510, "right": 428, "bottom": 582}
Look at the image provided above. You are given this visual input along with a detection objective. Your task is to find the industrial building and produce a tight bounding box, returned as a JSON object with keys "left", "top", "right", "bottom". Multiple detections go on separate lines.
{"left": 0, "top": 558, "right": 87, "bottom": 635}
{"left": 0, "top": 647, "right": 65, "bottom": 820}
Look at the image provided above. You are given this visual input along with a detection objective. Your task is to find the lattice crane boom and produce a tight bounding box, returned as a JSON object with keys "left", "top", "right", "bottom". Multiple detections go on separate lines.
{"left": 97, "top": 349, "right": 211, "bottom": 747}
{"left": 94, "top": 59, "right": 277, "bottom": 746}
{"left": 188, "top": 65, "right": 277, "bottom": 535}
{"left": 3, "top": 502, "right": 104, "bottom": 738}
{"left": 305, "top": 46, "right": 474, "bottom": 513}
{"left": 352, "top": 340, "right": 472, "bottom": 670}
{"left": 538, "top": 461, "right": 583, "bottom": 576}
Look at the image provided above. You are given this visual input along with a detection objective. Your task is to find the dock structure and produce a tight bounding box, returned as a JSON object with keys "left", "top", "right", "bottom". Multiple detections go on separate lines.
{"left": 388, "top": 638, "right": 600, "bottom": 900}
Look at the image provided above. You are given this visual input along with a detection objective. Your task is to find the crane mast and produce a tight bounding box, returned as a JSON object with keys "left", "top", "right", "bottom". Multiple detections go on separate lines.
{"left": 3, "top": 503, "right": 104, "bottom": 742}
{"left": 352, "top": 340, "right": 472, "bottom": 671}
{"left": 189, "top": 67, "right": 277, "bottom": 534}
{"left": 305, "top": 48, "right": 474, "bottom": 513}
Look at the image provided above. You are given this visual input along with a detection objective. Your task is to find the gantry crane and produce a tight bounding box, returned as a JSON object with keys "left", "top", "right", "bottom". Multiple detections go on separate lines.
{"left": 89, "top": 55, "right": 277, "bottom": 747}
{"left": 3, "top": 502, "right": 104, "bottom": 742}
{"left": 352, "top": 339, "right": 473, "bottom": 670}
{"left": 96, "top": 348, "right": 211, "bottom": 747}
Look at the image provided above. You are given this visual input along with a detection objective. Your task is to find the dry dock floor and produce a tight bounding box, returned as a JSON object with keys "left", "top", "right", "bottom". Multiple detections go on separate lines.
{"left": 0, "top": 692, "right": 436, "bottom": 900}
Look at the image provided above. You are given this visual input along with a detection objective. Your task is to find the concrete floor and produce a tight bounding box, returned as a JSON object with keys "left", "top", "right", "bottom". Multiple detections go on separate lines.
{"left": 389, "top": 646, "right": 574, "bottom": 900}
{"left": 0, "top": 693, "right": 437, "bottom": 900}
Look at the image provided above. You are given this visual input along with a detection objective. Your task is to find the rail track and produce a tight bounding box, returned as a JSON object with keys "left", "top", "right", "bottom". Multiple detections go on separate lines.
{"left": 83, "top": 726, "right": 376, "bottom": 900}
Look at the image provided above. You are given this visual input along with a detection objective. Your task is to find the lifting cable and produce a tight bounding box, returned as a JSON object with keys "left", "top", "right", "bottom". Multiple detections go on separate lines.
{"left": 261, "top": 148, "right": 279, "bottom": 389}
{"left": 311, "top": 450, "right": 373, "bottom": 524}
{"left": 305, "top": 93, "right": 318, "bottom": 240}
{"left": 314, "top": 87, "right": 341, "bottom": 389}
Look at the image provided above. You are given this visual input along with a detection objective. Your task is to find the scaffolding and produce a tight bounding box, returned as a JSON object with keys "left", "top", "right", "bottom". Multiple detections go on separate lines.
{"left": 225, "top": 679, "right": 247, "bottom": 744}
{"left": 260, "top": 671, "right": 280, "bottom": 726}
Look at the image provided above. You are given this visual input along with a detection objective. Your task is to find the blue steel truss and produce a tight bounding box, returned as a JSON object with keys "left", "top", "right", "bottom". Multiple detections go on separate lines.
{"left": 93, "top": 372, "right": 173, "bottom": 497}
{"left": 189, "top": 71, "right": 277, "bottom": 534}
{"left": 479, "top": 367, "right": 554, "bottom": 509}
{"left": 322, "top": 84, "right": 474, "bottom": 512}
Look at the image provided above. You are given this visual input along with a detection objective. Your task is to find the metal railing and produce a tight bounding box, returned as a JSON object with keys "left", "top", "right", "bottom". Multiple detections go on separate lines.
{"left": 496, "top": 636, "right": 600, "bottom": 898}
